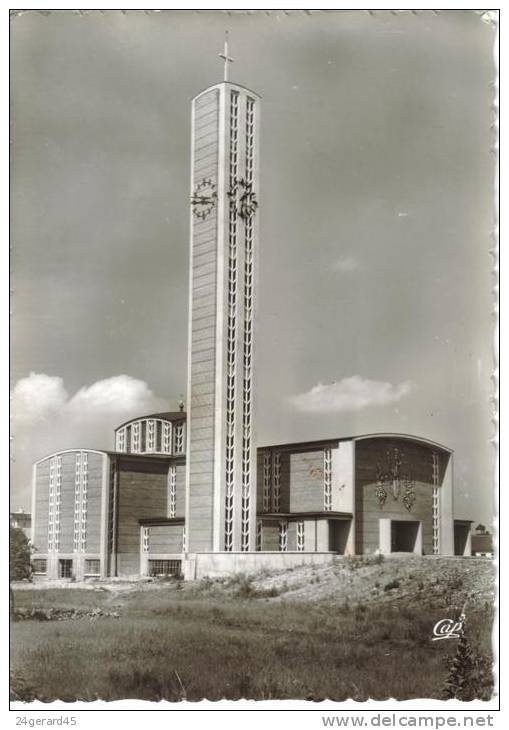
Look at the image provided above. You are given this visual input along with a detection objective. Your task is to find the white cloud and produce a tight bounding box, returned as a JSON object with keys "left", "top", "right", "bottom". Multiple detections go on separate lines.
{"left": 11, "top": 373, "right": 171, "bottom": 506}
{"left": 66, "top": 374, "right": 165, "bottom": 418}
{"left": 11, "top": 372, "right": 68, "bottom": 423}
{"left": 289, "top": 375, "right": 412, "bottom": 413}
{"left": 11, "top": 373, "right": 166, "bottom": 424}
{"left": 331, "top": 256, "right": 359, "bottom": 273}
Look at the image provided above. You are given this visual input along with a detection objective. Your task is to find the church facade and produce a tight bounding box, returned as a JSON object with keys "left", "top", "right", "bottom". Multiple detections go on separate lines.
{"left": 31, "top": 415, "right": 454, "bottom": 580}
{"left": 30, "top": 58, "right": 457, "bottom": 581}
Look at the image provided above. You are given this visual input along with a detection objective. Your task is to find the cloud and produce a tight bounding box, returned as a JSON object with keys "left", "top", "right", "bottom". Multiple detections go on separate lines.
{"left": 11, "top": 372, "right": 68, "bottom": 423}
{"left": 11, "top": 373, "right": 171, "bottom": 507}
{"left": 11, "top": 373, "right": 166, "bottom": 424}
{"left": 289, "top": 375, "right": 412, "bottom": 413}
{"left": 331, "top": 256, "right": 360, "bottom": 273}
{"left": 65, "top": 375, "right": 166, "bottom": 418}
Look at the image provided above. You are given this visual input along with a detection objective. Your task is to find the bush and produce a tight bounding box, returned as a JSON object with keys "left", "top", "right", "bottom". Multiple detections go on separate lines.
{"left": 232, "top": 575, "right": 255, "bottom": 599}
{"left": 383, "top": 579, "right": 400, "bottom": 592}
{"left": 443, "top": 629, "right": 494, "bottom": 701}
{"left": 10, "top": 527, "right": 32, "bottom": 582}
{"left": 345, "top": 554, "right": 385, "bottom": 571}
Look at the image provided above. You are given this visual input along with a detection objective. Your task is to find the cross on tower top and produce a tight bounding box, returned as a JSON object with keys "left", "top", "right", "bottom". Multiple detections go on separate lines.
{"left": 218, "top": 31, "right": 234, "bottom": 82}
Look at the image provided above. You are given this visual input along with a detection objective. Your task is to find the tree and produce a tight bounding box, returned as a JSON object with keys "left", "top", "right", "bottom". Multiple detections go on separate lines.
{"left": 10, "top": 526, "right": 32, "bottom": 582}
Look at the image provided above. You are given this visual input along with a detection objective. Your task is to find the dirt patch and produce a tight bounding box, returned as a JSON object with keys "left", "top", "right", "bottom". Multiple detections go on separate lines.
{"left": 12, "top": 607, "right": 121, "bottom": 621}
{"left": 248, "top": 555, "right": 494, "bottom": 610}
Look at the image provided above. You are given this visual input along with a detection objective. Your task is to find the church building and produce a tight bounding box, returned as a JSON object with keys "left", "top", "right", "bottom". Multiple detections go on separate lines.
{"left": 30, "top": 40, "right": 459, "bottom": 581}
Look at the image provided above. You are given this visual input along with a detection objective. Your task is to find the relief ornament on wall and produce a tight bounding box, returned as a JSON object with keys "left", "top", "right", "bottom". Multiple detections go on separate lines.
{"left": 374, "top": 447, "right": 416, "bottom": 511}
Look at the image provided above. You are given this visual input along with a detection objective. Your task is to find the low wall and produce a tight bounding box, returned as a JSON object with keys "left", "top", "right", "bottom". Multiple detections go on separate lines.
{"left": 182, "top": 551, "right": 337, "bottom": 580}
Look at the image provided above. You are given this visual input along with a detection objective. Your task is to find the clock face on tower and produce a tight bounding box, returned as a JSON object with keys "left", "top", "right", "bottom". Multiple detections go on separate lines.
{"left": 191, "top": 178, "right": 217, "bottom": 220}
{"left": 228, "top": 178, "right": 258, "bottom": 220}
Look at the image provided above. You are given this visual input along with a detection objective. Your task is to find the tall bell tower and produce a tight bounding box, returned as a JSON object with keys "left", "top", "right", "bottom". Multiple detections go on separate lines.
{"left": 185, "top": 35, "right": 260, "bottom": 553}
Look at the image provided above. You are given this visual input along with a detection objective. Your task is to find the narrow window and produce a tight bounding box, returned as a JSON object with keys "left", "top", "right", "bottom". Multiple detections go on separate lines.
{"left": 142, "top": 527, "right": 150, "bottom": 553}
{"left": 279, "top": 521, "right": 288, "bottom": 552}
{"left": 297, "top": 521, "right": 305, "bottom": 552}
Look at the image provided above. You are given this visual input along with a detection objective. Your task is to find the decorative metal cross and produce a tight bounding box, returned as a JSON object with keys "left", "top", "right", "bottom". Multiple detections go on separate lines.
{"left": 219, "top": 31, "right": 234, "bottom": 82}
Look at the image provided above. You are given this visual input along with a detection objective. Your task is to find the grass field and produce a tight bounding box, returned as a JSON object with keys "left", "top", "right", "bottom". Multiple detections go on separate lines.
{"left": 10, "top": 557, "right": 495, "bottom": 702}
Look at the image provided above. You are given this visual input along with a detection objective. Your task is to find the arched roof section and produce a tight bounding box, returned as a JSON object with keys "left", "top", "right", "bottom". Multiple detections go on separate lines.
{"left": 193, "top": 81, "right": 262, "bottom": 103}
{"left": 352, "top": 433, "right": 452, "bottom": 454}
{"left": 114, "top": 412, "right": 186, "bottom": 432}
{"left": 34, "top": 448, "right": 107, "bottom": 466}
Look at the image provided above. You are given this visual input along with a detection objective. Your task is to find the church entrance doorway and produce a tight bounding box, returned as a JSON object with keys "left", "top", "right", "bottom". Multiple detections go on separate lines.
{"left": 391, "top": 521, "right": 421, "bottom": 553}
{"left": 328, "top": 520, "right": 351, "bottom": 554}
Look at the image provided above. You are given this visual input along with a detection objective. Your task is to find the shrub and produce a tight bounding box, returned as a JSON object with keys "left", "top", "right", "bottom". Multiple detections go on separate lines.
{"left": 233, "top": 575, "right": 255, "bottom": 599}
{"left": 345, "top": 554, "right": 384, "bottom": 571}
{"left": 442, "top": 628, "right": 493, "bottom": 701}
{"left": 383, "top": 579, "right": 400, "bottom": 592}
{"left": 10, "top": 527, "right": 32, "bottom": 582}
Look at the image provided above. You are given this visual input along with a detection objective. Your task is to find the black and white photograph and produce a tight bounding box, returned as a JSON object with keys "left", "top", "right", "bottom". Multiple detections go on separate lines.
{"left": 9, "top": 8, "right": 498, "bottom": 708}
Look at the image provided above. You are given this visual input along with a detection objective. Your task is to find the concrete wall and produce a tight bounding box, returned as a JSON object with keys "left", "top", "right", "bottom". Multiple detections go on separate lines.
{"left": 58, "top": 453, "right": 76, "bottom": 553}
{"left": 287, "top": 521, "right": 297, "bottom": 552}
{"left": 354, "top": 437, "right": 451, "bottom": 555}
{"left": 31, "top": 450, "right": 108, "bottom": 579}
{"left": 332, "top": 441, "right": 355, "bottom": 513}
{"left": 289, "top": 450, "right": 325, "bottom": 512}
{"left": 440, "top": 454, "right": 455, "bottom": 555}
{"left": 256, "top": 450, "right": 265, "bottom": 513}
{"left": 258, "top": 518, "right": 330, "bottom": 553}
{"left": 187, "top": 87, "right": 220, "bottom": 553}
{"left": 183, "top": 551, "right": 336, "bottom": 580}
{"left": 33, "top": 460, "right": 50, "bottom": 554}
{"left": 175, "top": 463, "right": 186, "bottom": 517}
{"left": 139, "top": 524, "right": 185, "bottom": 575}
{"left": 147, "top": 524, "right": 184, "bottom": 553}
{"left": 261, "top": 521, "right": 280, "bottom": 551}
{"left": 116, "top": 458, "right": 168, "bottom": 575}
{"left": 85, "top": 452, "right": 105, "bottom": 554}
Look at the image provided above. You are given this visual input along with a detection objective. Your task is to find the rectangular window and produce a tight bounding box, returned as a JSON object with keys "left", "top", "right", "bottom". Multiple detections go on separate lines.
{"left": 156, "top": 420, "right": 162, "bottom": 452}
{"left": 262, "top": 452, "right": 271, "bottom": 512}
{"left": 59, "top": 559, "right": 73, "bottom": 578}
{"left": 148, "top": 559, "right": 182, "bottom": 577}
{"left": 116, "top": 428, "right": 126, "bottom": 452}
{"left": 85, "top": 559, "right": 100, "bottom": 575}
{"left": 432, "top": 452, "right": 440, "bottom": 554}
{"left": 147, "top": 420, "right": 155, "bottom": 452}
{"left": 141, "top": 420, "right": 147, "bottom": 452}
{"left": 324, "top": 448, "right": 332, "bottom": 511}
{"left": 163, "top": 422, "right": 172, "bottom": 454}
{"left": 273, "top": 452, "right": 281, "bottom": 512}
{"left": 126, "top": 425, "right": 132, "bottom": 453}
{"left": 142, "top": 527, "right": 150, "bottom": 553}
{"left": 297, "top": 521, "right": 305, "bottom": 552}
{"left": 279, "top": 521, "right": 288, "bottom": 552}
{"left": 173, "top": 421, "right": 184, "bottom": 454}
{"left": 132, "top": 422, "right": 140, "bottom": 453}
{"left": 168, "top": 466, "right": 177, "bottom": 518}
{"left": 32, "top": 559, "right": 47, "bottom": 574}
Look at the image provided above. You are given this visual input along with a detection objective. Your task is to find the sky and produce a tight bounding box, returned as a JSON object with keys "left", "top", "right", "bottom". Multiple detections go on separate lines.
{"left": 10, "top": 10, "right": 496, "bottom": 526}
